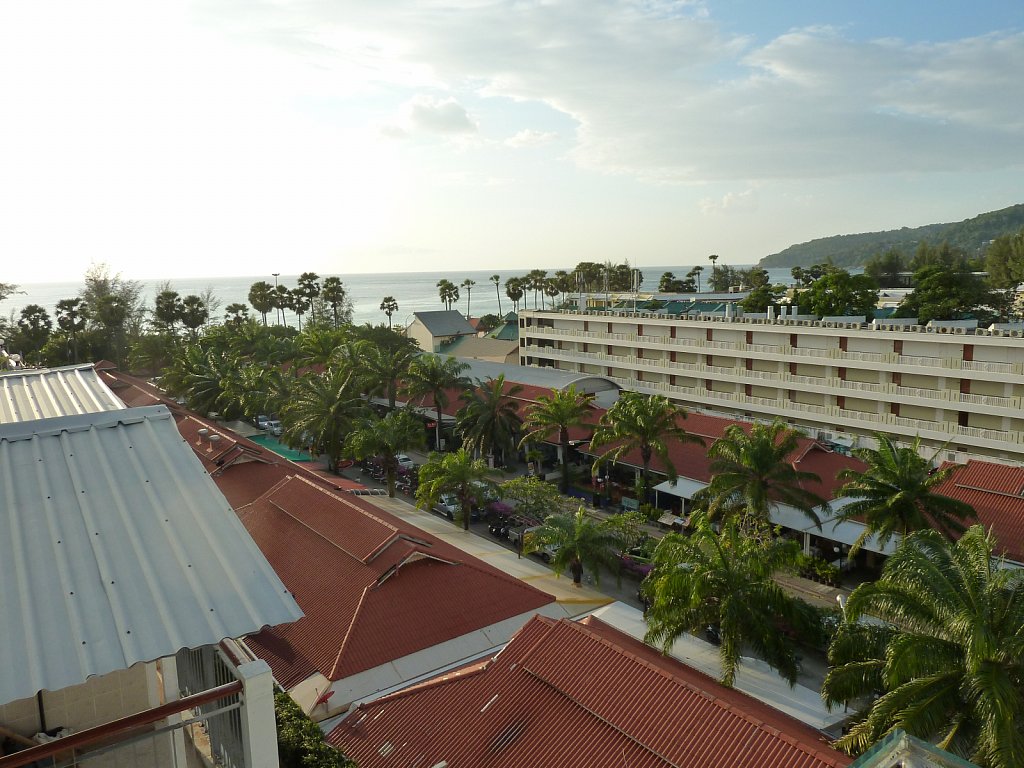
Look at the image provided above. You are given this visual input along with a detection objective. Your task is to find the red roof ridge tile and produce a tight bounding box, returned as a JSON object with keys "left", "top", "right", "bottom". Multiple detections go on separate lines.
{"left": 331, "top": 585, "right": 373, "bottom": 680}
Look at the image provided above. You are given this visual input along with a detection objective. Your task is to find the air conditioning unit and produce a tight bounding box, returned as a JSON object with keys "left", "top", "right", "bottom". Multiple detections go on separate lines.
{"left": 845, "top": 322, "right": 861, "bottom": 329}
{"left": 938, "top": 326, "right": 951, "bottom": 334}
{"left": 925, "top": 326, "right": 937, "bottom": 333}
{"left": 911, "top": 325, "right": 924, "bottom": 332}
{"left": 799, "top": 320, "right": 813, "bottom": 327}
{"left": 823, "top": 321, "right": 837, "bottom": 328}
{"left": 818, "top": 431, "right": 833, "bottom": 441}
{"left": 953, "top": 327, "right": 966, "bottom": 335}
{"left": 1010, "top": 330, "right": 1024, "bottom": 338}
{"left": 990, "top": 329, "right": 1005, "bottom": 337}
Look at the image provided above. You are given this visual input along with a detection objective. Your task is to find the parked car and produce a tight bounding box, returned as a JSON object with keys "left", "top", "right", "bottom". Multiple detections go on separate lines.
{"left": 395, "top": 454, "right": 415, "bottom": 470}
{"left": 434, "top": 493, "right": 459, "bottom": 520}
{"left": 266, "top": 420, "right": 283, "bottom": 436}
{"left": 255, "top": 415, "right": 270, "bottom": 430}
{"left": 512, "top": 525, "right": 560, "bottom": 563}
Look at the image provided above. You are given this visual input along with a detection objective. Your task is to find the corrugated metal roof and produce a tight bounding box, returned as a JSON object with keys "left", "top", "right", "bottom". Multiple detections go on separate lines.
{"left": 0, "top": 405, "right": 302, "bottom": 705}
{"left": 329, "top": 615, "right": 850, "bottom": 768}
{"left": 0, "top": 364, "right": 125, "bottom": 423}
{"left": 934, "top": 460, "right": 1024, "bottom": 564}
{"left": 412, "top": 310, "right": 477, "bottom": 337}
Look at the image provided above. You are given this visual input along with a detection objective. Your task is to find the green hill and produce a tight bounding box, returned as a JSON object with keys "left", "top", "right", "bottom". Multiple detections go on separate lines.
{"left": 758, "top": 203, "right": 1024, "bottom": 269}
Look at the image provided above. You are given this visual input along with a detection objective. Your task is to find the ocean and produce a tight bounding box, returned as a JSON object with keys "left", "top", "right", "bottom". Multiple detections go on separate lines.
{"left": 0, "top": 266, "right": 797, "bottom": 328}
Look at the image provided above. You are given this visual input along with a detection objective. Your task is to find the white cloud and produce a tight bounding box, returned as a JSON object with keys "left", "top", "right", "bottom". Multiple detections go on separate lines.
{"left": 381, "top": 95, "right": 477, "bottom": 137}
{"left": 700, "top": 188, "right": 759, "bottom": 215}
{"left": 505, "top": 129, "right": 558, "bottom": 148}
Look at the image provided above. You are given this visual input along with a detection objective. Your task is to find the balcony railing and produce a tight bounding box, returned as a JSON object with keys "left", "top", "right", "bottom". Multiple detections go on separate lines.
{"left": 0, "top": 644, "right": 277, "bottom": 768}
{"left": 522, "top": 324, "right": 1024, "bottom": 378}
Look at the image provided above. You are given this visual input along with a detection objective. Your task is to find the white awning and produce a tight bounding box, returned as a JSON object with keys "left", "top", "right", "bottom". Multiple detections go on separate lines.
{"left": 653, "top": 477, "right": 707, "bottom": 500}
{"left": 769, "top": 498, "right": 900, "bottom": 557}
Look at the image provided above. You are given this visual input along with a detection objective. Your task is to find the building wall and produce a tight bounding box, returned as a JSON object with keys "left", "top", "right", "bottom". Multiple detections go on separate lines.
{"left": 0, "top": 663, "right": 158, "bottom": 738}
{"left": 406, "top": 320, "right": 438, "bottom": 353}
{"left": 519, "top": 310, "right": 1024, "bottom": 463}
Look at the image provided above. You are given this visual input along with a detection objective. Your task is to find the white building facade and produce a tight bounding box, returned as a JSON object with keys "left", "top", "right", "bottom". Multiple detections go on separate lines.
{"left": 519, "top": 307, "right": 1024, "bottom": 463}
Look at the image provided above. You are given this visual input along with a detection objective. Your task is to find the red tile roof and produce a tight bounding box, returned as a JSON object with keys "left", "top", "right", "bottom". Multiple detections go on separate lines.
{"left": 934, "top": 459, "right": 1024, "bottom": 563}
{"left": 239, "top": 474, "right": 554, "bottom": 687}
{"left": 329, "top": 614, "right": 850, "bottom": 768}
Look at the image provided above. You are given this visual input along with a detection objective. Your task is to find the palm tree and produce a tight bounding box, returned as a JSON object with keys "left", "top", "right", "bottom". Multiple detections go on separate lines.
{"left": 224, "top": 303, "right": 250, "bottom": 324}
{"left": 708, "top": 253, "right": 719, "bottom": 287}
{"left": 460, "top": 279, "right": 476, "bottom": 319}
{"left": 835, "top": 433, "right": 976, "bottom": 554}
{"left": 273, "top": 284, "right": 291, "bottom": 327}
{"left": 505, "top": 278, "right": 524, "bottom": 312}
{"left": 519, "top": 385, "right": 595, "bottom": 493}
{"left": 822, "top": 525, "right": 1024, "bottom": 767}
{"left": 696, "top": 419, "right": 826, "bottom": 532}
{"left": 644, "top": 517, "right": 817, "bottom": 687}
{"left": 455, "top": 374, "right": 523, "bottom": 466}
{"left": 281, "top": 369, "right": 366, "bottom": 471}
{"left": 590, "top": 392, "right": 704, "bottom": 503}
{"left": 403, "top": 354, "right": 471, "bottom": 452}
{"left": 179, "top": 295, "right": 209, "bottom": 340}
{"left": 491, "top": 274, "right": 502, "bottom": 316}
{"left": 345, "top": 409, "right": 425, "bottom": 497}
{"left": 288, "top": 288, "right": 307, "bottom": 332}
{"left": 321, "top": 276, "right": 350, "bottom": 328}
{"left": 437, "top": 279, "right": 459, "bottom": 311}
{"left": 232, "top": 364, "right": 294, "bottom": 421}
{"left": 345, "top": 338, "right": 419, "bottom": 411}
{"left": 416, "top": 448, "right": 494, "bottom": 531}
{"left": 296, "top": 328, "right": 345, "bottom": 368}
{"left": 297, "top": 272, "right": 320, "bottom": 325}
{"left": 55, "top": 298, "right": 87, "bottom": 363}
{"left": 247, "top": 281, "right": 275, "bottom": 325}
{"left": 154, "top": 289, "right": 184, "bottom": 336}
{"left": 687, "top": 265, "right": 704, "bottom": 293}
{"left": 525, "top": 506, "right": 623, "bottom": 586}
{"left": 380, "top": 296, "right": 399, "bottom": 328}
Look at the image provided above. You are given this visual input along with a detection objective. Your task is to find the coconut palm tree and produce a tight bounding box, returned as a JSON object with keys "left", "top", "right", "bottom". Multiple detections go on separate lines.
{"left": 644, "top": 516, "right": 817, "bottom": 687}
{"left": 247, "top": 281, "right": 275, "bottom": 325}
{"left": 455, "top": 374, "right": 523, "bottom": 467}
{"left": 231, "top": 364, "right": 294, "bottom": 421}
{"left": 416, "top": 448, "right": 494, "bottom": 530}
{"left": 380, "top": 296, "right": 399, "bottom": 328}
{"left": 822, "top": 525, "right": 1024, "bottom": 767}
{"left": 835, "top": 433, "right": 975, "bottom": 554}
{"left": 460, "top": 279, "right": 476, "bottom": 319}
{"left": 525, "top": 506, "right": 624, "bottom": 586}
{"left": 281, "top": 368, "right": 366, "bottom": 471}
{"left": 403, "top": 354, "right": 471, "bottom": 451}
{"left": 491, "top": 274, "right": 502, "bottom": 316}
{"left": 345, "top": 409, "right": 426, "bottom": 497}
{"left": 296, "top": 328, "right": 345, "bottom": 368}
{"left": 519, "top": 385, "right": 595, "bottom": 493}
{"left": 343, "top": 337, "right": 419, "bottom": 411}
{"left": 590, "top": 392, "right": 704, "bottom": 503}
{"left": 696, "top": 419, "right": 826, "bottom": 532}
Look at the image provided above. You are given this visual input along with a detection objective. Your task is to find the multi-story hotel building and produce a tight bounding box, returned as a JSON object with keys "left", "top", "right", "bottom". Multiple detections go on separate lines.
{"left": 519, "top": 303, "right": 1024, "bottom": 464}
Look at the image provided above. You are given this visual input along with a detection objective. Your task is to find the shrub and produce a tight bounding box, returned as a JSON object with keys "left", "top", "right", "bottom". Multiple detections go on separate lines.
{"left": 275, "top": 692, "right": 351, "bottom": 768}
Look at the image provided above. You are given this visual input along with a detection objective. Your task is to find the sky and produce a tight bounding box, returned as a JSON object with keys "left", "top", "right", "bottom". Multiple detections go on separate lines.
{"left": 1, "top": 1, "right": 1023, "bottom": 283}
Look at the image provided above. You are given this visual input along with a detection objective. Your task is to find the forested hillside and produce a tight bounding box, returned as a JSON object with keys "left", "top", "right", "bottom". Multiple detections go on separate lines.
{"left": 759, "top": 203, "right": 1024, "bottom": 269}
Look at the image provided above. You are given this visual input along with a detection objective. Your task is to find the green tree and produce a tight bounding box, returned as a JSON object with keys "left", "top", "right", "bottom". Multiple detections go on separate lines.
{"left": 154, "top": 289, "right": 184, "bottom": 336}
{"left": 795, "top": 267, "right": 879, "bottom": 318}
{"left": 224, "top": 303, "right": 250, "bottom": 324}
{"left": 320, "top": 276, "right": 353, "bottom": 328}
{"left": 248, "top": 281, "right": 276, "bottom": 325}
{"left": 436, "top": 279, "right": 458, "bottom": 311}
{"left": 296, "top": 272, "right": 321, "bottom": 325}
{"left": 416, "top": 448, "right": 494, "bottom": 530}
{"left": 687, "top": 265, "right": 704, "bottom": 292}
{"left": 696, "top": 420, "right": 825, "bottom": 532}
{"left": 341, "top": 336, "right": 418, "bottom": 411}
{"left": 491, "top": 274, "right": 503, "bottom": 316}
{"left": 179, "top": 295, "right": 209, "bottom": 340}
{"left": 822, "top": 526, "right": 1024, "bottom": 767}
{"left": 380, "top": 296, "right": 398, "bottom": 328}
{"left": 275, "top": 692, "right": 352, "bottom": 768}
{"left": 519, "top": 384, "right": 595, "bottom": 493}
{"left": 896, "top": 264, "right": 996, "bottom": 324}
{"left": 162, "top": 347, "right": 241, "bottom": 418}
{"left": 0, "top": 282, "right": 21, "bottom": 302}
{"left": 739, "top": 283, "right": 786, "bottom": 313}
{"left": 273, "top": 284, "right": 291, "bottom": 327}
{"left": 590, "top": 392, "right": 704, "bottom": 502}
{"left": 281, "top": 369, "right": 366, "bottom": 470}
{"left": 505, "top": 277, "right": 525, "bottom": 312}
{"left": 455, "top": 374, "right": 523, "bottom": 466}
{"left": 55, "top": 298, "right": 87, "bottom": 364}
{"left": 864, "top": 248, "right": 908, "bottom": 289}
{"left": 524, "top": 506, "right": 624, "bottom": 586}
{"left": 90, "top": 293, "right": 130, "bottom": 368}
{"left": 499, "top": 475, "right": 575, "bottom": 524}
{"left": 15, "top": 304, "right": 52, "bottom": 363}
{"left": 460, "top": 278, "right": 476, "bottom": 318}
{"left": 345, "top": 409, "right": 426, "bottom": 497}
{"left": 644, "top": 517, "right": 817, "bottom": 687}
{"left": 835, "top": 434, "right": 976, "bottom": 554}
{"left": 403, "top": 354, "right": 470, "bottom": 451}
